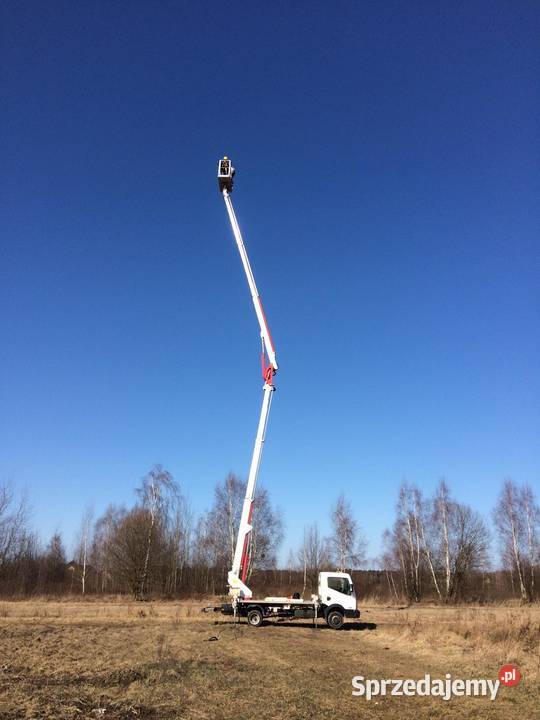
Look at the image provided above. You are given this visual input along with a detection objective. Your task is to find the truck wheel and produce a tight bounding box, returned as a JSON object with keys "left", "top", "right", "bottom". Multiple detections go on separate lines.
{"left": 247, "top": 608, "right": 263, "bottom": 627}
{"left": 326, "top": 610, "right": 344, "bottom": 630}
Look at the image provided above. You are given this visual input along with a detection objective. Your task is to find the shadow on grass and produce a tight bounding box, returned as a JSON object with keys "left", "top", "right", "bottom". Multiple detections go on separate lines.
{"left": 217, "top": 620, "right": 377, "bottom": 631}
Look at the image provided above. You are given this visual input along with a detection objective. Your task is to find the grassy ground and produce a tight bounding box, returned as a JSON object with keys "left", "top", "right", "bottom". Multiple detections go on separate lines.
{"left": 0, "top": 599, "right": 538, "bottom": 719}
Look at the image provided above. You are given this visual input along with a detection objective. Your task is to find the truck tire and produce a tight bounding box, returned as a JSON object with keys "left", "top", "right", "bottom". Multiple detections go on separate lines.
{"left": 247, "top": 608, "right": 263, "bottom": 627}
{"left": 326, "top": 610, "right": 344, "bottom": 630}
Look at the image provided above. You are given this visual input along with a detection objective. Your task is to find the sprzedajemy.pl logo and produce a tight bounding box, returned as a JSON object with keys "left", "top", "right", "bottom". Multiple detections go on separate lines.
{"left": 352, "top": 665, "right": 521, "bottom": 701}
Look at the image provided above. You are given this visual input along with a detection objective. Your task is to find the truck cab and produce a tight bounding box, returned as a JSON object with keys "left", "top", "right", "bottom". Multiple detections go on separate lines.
{"left": 318, "top": 572, "right": 359, "bottom": 628}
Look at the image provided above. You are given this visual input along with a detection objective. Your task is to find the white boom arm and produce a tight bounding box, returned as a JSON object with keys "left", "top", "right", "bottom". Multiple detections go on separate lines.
{"left": 228, "top": 381, "right": 274, "bottom": 599}
{"left": 218, "top": 158, "right": 277, "bottom": 600}
{"left": 222, "top": 189, "right": 278, "bottom": 373}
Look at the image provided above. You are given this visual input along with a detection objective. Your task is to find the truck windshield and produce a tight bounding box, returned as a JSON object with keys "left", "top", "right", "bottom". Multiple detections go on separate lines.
{"left": 327, "top": 576, "right": 352, "bottom": 595}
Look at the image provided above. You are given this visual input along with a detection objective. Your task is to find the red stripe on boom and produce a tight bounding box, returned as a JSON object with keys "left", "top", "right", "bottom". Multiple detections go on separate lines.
{"left": 257, "top": 297, "right": 276, "bottom": 355}
{"left": 240, "top": 503, "right": 254, "bottom": 583}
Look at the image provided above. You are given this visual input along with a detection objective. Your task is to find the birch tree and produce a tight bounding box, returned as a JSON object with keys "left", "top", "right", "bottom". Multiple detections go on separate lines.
{"left": 205, "top": 474, "right": 283, "bottom": 583}
{"left": 384, "top": 481, "right": 489, "bottom": 602}
{"left": 329, "top": 494, "right": 366, "bottom": 572}
{"left": 494, "top": 479, "right": 539, "bottom": 602}
{"left": 494, "top": 479, "right": 528, "bottom": 601}
{"left": 91, "top": 504, "right": 124, "bottom": 593}
{"left": 520, "top": 484, "right": 539, "bottom": 600}
{"left": 75, "top": 507, "right": 93, "bottom": 595}
{"left": 167, "top": 493, "right": 192, "bottom": 594}
{"left": 134, "top": 465, "right": 178, "bottom": 599}
{"left": 416, "top": 488, "right": 442, "bottom": 601}
{"left": 435, "top": 479, "right": 452, "bottom": 598}
{"left": 297, "top": 523, "right": 331, "bottom": 592}
{"left": 394, "top": 483, "right": 422, "bottom": 601}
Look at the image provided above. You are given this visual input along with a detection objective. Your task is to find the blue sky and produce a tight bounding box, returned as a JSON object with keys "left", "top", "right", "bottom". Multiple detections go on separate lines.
{"left": 1, "top": 1, "right": 538, "bottom": 562}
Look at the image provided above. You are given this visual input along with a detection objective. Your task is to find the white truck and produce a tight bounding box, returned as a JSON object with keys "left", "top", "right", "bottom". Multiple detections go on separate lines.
{"left": 211, "top": 158, "right": 360, "bottom": 629}
{"left": 219, "top": 572, "right": 359, "bottom": 629}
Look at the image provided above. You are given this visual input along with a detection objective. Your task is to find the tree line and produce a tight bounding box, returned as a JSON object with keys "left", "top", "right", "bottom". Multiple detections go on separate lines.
{"left": 381, "top": 478, "right": 538, "bottom": 603}
{"left": 0, "top": 470, "right": 537, "bottom": 602}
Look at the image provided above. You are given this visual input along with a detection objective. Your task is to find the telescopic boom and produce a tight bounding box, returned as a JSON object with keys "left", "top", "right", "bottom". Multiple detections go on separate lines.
{"left": 217, "top": 156, "right": 277, "bottom": 600}
{"left": 206, "top": 159, "right": 360, "bottom": 631}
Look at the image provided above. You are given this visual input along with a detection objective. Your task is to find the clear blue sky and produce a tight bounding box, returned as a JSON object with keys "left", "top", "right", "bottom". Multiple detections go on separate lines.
{"left": 1, "top": 1, "right": 538, "bottom": 562}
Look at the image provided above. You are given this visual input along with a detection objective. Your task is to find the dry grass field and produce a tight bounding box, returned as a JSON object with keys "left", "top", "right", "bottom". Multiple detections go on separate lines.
{"left": 0, "top": 598, "right": 538, "bottom": 719}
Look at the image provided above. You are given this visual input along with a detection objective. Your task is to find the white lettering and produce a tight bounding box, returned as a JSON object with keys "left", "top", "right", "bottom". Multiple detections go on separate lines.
{"left": 351, "top": 673, "right": 503, "bottom": 701}
{"left": 402, "top": 679, "right": 416, "bottom": 696}
{"left": 417, "top": 675, "right": 430, "bottom": 696}
{"left": 487, "top": 679, "right": 500, "bottom": 701}
{"left": 351, "top": 676, "right": 365, "bottom": 697}
{"left": 366, "top": 679, "right": 380, "bottom": 701}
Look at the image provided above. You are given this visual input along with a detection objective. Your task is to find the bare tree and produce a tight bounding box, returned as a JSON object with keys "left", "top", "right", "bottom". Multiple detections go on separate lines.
{"left": 391, "top": 483, "right": 423, "bottom": 601}
{"left": 286, "top": 548, "right": 295, "bottom": 587}
{"left": 0, "top": 483, "right": 30, "bottom": 567}
{"left": 378, "top": 536, "right": 401, "bottom": 601}
{"left": 208, "top": 473, "right": 244, "bottom": 569}
{"left": 248, "top": 486, "right": 284, "bottom": 579}
{"left": 300, "top": 529, "right": 307, "bottom": 596}
{"left": 389, "top": 480, "right": 490, "bottom": 602}
{"left": 297, "top": 523, "right": 331, "bottom": 593}
{"left": 74, "top": 507, "right": 93, "bottom": 595}
{"left": 329, "top": 494, "right": 366, "bottom": 572}
{"left": 494, "top": 479, "right": 538, "bottom": 602}
{"left": 415, "top": 487, "right": 442, "bottom": 601}
{"left": 447, "top": 503, "right": 489, "bottom": 599}
{"left": 191, "top": 513, "right": 217, "bottom": 594}
{"left": 135, "top": 465, "right": 178, "bottom": 599}
{"left": 205, "top": 474, "right": 283, "bottom": 585}
{"left": 521, "top": 484, "right": 539, "bottom": 600}
{"left": 43, "top": 532, "right": 66, "bottom": 592}
{"left": 435, "top": 479, "right": 452, "bottom": 598}
{"left": 166, "top": 493, "right": 192, "bottom": 595}
{"left": 494, "top": 478, "right": 528, "bottom": 601}
{"left": 106, "top": 507, "right": 166, "bottom": 596}
{"left": 91, "top": 504, "right": 124, "bottom": 593}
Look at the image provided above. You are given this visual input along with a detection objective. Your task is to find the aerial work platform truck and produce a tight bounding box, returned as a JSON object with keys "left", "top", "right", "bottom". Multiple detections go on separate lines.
{"left": 211, "top": 157, "right": 360, "bottom": 629}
